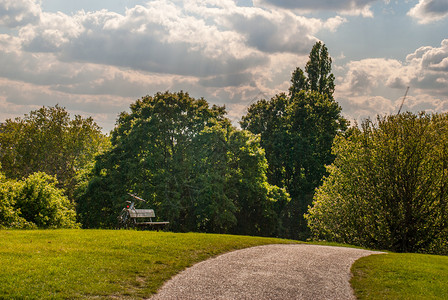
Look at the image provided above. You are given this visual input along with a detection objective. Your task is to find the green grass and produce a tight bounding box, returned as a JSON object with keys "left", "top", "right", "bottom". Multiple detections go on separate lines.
{"left": 3, "top": 230, "right": 447, "bottom": 299}
{"left": 0, "top": 229, "right": 297, "bottom": 299}
{"left": 351, "top": 252, "right": 448, "bottom": 299}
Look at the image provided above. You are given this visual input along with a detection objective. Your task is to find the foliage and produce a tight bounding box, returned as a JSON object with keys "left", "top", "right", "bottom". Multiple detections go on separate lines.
{"left": 289, "top": 41, "right": 335, "bottom": 100}
{"left": 0, "top": 105, "right": 110, "bottom": 199}
{"left": 78, "top": 91, "right": 289, "bottom": 235}
{"left": 241, "top": 42, "right": 347, "bottom": 239}
{"left": 0, "top": 230, "right": 297, "bottom": 299}
{"left": 351, "top": 253, "right": 448, "bottom": 299}
{"left": 16, "top": 172, "right": 79, "bottom": 228}
{"left": 306, "top": 112, "right": 448, "bottom": 254}
{"left": 0, "top": 170, "right": 78, "bottom": 229}
{"left": 0, "top": 172, "right": 34, "bottom": 229}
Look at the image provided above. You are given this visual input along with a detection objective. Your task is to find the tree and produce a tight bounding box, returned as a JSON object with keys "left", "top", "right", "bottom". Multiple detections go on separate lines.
{"left": 226, "top": 128, "right": 289, "bottom": 236}
{"left": 187, "top": 121, "right": 238, "bottom": 233}
{"left": 306, "top": 113, "right": 448, "bottom": 255}
{"left": 241, "top": 42, "right": 347, "bottom": 239}
{"left": 240, "top": 94, "right": 290, "bottom": 189}
{"left": 78, "top": 91, "right": 289, "bottom": 235}
{"left": 0, "top": 105, "right": 109, "bottom": 200}
{"left": 290, "top": 41, "right": 335, "bottom": 100}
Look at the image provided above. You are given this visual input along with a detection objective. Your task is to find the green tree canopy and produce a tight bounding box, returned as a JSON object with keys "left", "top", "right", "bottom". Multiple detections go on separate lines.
{"left": 0, "top": 105, "right": 109, "bottom": 199}
{"left": 241, "top": 42, "right": 347, "bottom": 239}
{"left": 78, "top": 91, "right": 289, "bottom": 235}
{"left": 306, "top": 112, "right": 448, "bottom": 255}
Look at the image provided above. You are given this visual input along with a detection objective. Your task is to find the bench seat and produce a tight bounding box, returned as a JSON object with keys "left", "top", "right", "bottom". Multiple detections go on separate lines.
{"left": 127, "top": 208, "right": 169, "bottom": 229}
{"left": 129, "top": 209, "right": 156, "bottom": 218}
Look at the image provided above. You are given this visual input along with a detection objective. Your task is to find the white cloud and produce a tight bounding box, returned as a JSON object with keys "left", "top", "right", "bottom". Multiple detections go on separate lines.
{"left": 2, "top": 0, "right": 445, "bottom": 133}
{"left": 0, "top": 0, "right": 41, "bottom": 27}
{"left": 406, "top": 39, "right": 448, "bottom": 95}
{"left": 254, "top": 0, "right": 379, "bottom": 17}
{"left": 336, "top": 39, "right": 448, "bottom": 121}
{"left": 338, "top": 95, "right": 396, "bottom": 121}
{"left": 0, "top": 0, "right": 345, "bottom": 127}
{"left": 186, "top": 2, "right": 332, "bottom": 54}
{"left": 0, "top": 77, "right": 134, "bottom": 130}
{"left": 12, "top": 1, "right": 266, "bottom": 78}
{"left": 324, "top": 16, "right": 348, "bottom": 32}
{"left": 337, "top": 58, "right": 408, "bottom": 96}
{"left": 405, "top": 94, "right": 448, "bottom": 113}
{"left": 408, "top": 0, "right": 448, "bottom": 24}
{"left": 338, "top": 39, "right": 448, "bottom": 98}
{"left": 186, "top": 0, "right": 346, "bottom": 54}
{"left": 20, "top": 11, "right": 83, "bottom": 52}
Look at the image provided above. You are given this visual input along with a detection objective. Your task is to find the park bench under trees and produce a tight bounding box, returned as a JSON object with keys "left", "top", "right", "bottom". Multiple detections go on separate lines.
{"left": 118, "top": 194, "right": 169, "bottom": 229}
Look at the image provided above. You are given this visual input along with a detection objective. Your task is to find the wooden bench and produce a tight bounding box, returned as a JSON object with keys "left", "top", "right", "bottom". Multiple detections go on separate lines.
{"left": 128, "top": 209, "right": 169, "bottom": 229}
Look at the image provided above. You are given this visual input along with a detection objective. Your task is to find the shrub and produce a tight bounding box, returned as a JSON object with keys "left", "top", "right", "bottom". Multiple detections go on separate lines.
{"left": 306, "top": 112, "right": 448, "bottom": 255}
{"left": 0, "top": 173, "right": 35, "bottom": 229}
{"left": 15, "top": 172, "right": 79, "bottom": 228}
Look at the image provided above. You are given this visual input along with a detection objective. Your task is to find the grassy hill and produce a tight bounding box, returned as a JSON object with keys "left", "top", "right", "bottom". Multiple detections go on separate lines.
{"left": 0, "top": 229, "right": 447, "bottom": 299}
{"left": 0, "top": 230, "right": 296, "bottom": 299}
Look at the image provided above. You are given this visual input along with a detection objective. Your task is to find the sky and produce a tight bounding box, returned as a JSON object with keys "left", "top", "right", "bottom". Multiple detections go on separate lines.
{"left": 1, "top": 0, "right": 447, "bottom": 132}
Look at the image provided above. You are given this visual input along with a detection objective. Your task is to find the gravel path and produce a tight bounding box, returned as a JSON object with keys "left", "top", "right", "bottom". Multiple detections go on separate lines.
{"left": 150, "top": 244, "right": 383, "bottom": 300}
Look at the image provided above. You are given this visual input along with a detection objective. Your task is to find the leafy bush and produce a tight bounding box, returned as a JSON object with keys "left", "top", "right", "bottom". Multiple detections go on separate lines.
{"left": 0, "top": 170, "right": 78, "bottom": 229}
{"left": 16, "top": 172, "right": 79, "bottom": 229}
{"left": 306, "top": 112, "right": 448, "bottom": 255}
{"left": 0, "top": 173, "right": 35, "bottom": 229}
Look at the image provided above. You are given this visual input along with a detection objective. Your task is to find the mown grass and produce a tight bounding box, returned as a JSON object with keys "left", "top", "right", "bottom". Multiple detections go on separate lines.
{"left": 351, "top": 252, "right": 448, "bottom": 299}
{"left": 3, "top": 230, "right": 447, "bottom": 299}
{"left": 0, "top": 229, "right": 297, "bottom": 299}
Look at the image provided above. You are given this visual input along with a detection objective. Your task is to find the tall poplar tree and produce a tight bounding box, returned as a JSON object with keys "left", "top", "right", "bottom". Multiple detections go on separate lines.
{"left": 241, "top": 42, "right": 346, "bottom": 239}
{"left": 289, "top": 41, "right": 335, "bottom": 100}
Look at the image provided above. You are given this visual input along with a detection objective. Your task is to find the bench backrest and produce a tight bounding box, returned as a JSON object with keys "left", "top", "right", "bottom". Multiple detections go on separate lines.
{"left": 128, "top": 209, "right": 155, "bottom": 218}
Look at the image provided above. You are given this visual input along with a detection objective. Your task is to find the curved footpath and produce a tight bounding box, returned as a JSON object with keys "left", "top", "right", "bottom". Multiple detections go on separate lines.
{"left": 150, "top": 244, "right": 383, "bottom": 300}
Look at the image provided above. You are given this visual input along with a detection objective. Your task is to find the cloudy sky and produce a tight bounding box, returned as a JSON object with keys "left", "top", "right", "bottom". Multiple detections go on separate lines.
{"left": 1, "top": 0, "right": 447, "bottom": 131}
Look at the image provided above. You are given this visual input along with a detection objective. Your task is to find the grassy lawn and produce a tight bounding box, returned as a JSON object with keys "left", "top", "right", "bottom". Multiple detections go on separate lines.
{"left": 2, "top": 230, "right": 447, "bottom": 299}
{"left": 0, "top": 229, "right": 297, "bottom": 299}
{"left": 351, "top": 252, "right": 448, "bottom": 299}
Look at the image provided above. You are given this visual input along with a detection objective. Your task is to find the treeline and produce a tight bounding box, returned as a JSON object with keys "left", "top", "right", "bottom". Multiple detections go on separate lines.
{"left": 1, "top": 42, "right": 447, "bottom": 254}
{"left": 0, "top": 42, "right": 343, "bottom": 239}
{"left": 74, "top": 42, "right": 345, "bottom": 238}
